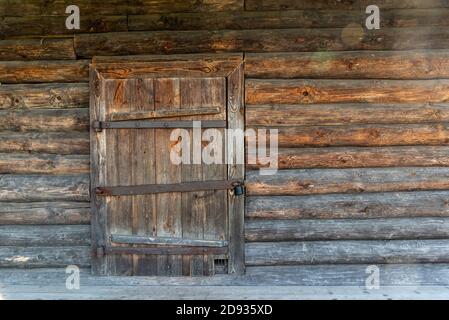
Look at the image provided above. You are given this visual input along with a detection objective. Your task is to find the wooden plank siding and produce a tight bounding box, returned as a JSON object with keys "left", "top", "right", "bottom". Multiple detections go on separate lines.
{"left": 1, "top": 1, "right": 449, "bottom": 273}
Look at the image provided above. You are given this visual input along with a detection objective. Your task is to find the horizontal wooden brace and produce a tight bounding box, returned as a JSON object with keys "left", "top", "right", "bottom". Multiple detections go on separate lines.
{"left": 110, "top": 234, "right": 228, "bottom": 247}
{"left": 92, "top": 119, "right": 227, "bottom": 131}
{"left": 100, "top": 246, "right": 228, "bottom": 256}
{"left": 96, "top": 180, "right": 243, "bottom": 196}
{"left": 108, "top": 107, "right": 222, "bottom": 121}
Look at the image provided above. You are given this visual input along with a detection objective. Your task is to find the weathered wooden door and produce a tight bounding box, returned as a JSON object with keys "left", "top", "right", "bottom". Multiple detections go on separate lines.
{"left": 90, "top": 54, "right": 244, "bottom": 276}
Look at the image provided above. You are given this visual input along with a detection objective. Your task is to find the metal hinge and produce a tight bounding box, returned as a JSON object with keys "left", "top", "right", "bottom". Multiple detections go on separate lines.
{"left": 96, "top": 180, "right": 245, "bottom": 197}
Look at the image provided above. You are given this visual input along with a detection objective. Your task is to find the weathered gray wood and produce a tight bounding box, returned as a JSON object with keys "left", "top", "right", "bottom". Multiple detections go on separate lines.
{"left": 245, "top": 79, "right": 449, "bottom": 105}
{"left": 4, "top": 284, "right": 449, "bottom": 300}
{"left": 0, "top": 16, "right": 127, "bottom": 38}
{"left": 246, "top": 103, "right": 449, "bottom": 126}
{"left": 245, "top": 0, "right": 449, "bottom": 10}
{"left": 0, "top": 108, "right": 88, "bottom": 132}
{"left": 92, "top": 52, "right": 243, "bottom": 64}
{"left": 0, "top": 225, "right": 90, "bottom": 246}
{"left": 227, "top": 61, "right": 245, "bottom": 275}
{"left": 0, "top": 246, "right": 90, "bottom": 268}
{"left": 89, "top": 67, "right": 107, "bottom": 275}
{"left": 3, "top": 264, "right": 449, "bottom": 286}
{"left": 128, "top": 9, "right": 449, "bottom": 31}
{"left": 0, "top": 132, "right": 89, "bottom": 154}
{"left": 0, "top": 202, "right": 90, "bottom": 225}
{"left": 0, "top": 0, "right": 129, "bottom": 16}
{"left": 246, "top": 191, "right": 449, "bottom": 219}
{"left": 249, "top": 146, "right": 449, "bottom": 169}
{"left": 0, "top": 83, "right": 89, "bottom": 109}
{"left": 0, "top": 174, "right": 89, "bottom": 202}
{"left": 246, "top": 240, "right": 449, "bottom": 265}
{"left": 111, "top": 234, "right": 228, "bottom": 247}
{"left": 0, "top": 38, "right": 76, "bottom": 60}
{"left": 0, "top": 153, "right": 89, "bottom": 174}
{"left": 245, "top": 218, "right": 449, "bottom": 241}
{"left": 75, "top": 27, "right": 449, "bottom": 57}
{"left": 0, "top": 0, "right": 242, "bottom": 16}
{"left": 245, "top": 50, "right": 449, "bottom": 79}
{"left": 0, "top": 60, "right": 89, "bottom": 83}
{"left": 248, "top": 124, "right": 449, "bottom": 148}
{"left": 246, "top": 167, "right": 449, "bottom": 196}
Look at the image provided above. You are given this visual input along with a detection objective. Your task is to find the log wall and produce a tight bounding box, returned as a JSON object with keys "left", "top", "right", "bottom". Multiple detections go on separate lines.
{"left": 1, "top": 0, "right": 449, "bottom": 272}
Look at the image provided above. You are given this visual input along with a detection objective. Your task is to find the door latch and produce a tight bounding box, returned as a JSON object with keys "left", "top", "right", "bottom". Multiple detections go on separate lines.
{"left": 232, "top": 182, "right": 245, "bottom": 196}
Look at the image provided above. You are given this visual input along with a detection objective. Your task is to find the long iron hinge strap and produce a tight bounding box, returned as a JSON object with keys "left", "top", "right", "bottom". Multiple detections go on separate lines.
{"left": 108, "top": 106, "right": 221, "bottom": 121}
{"left": 93, "top": 119, "right": 226, "bottom": 131}
{"left": 110, "top": 234, "right": 228, "bottom": 247}
{"left": 96, "top": 180, "right": 243, "bottom": 196}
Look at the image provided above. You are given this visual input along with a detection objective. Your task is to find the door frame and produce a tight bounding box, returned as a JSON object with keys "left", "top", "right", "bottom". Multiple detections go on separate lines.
{"left": 89, "top": 53, "right": 245, "bottom": 275}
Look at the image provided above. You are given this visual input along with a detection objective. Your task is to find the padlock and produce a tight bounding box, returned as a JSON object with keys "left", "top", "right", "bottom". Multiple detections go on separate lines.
{"left": 233, "top": 184, "right": 244, "bottom": 196}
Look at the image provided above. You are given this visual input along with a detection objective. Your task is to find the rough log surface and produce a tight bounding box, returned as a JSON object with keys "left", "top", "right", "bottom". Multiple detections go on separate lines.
{"left": 248, "top": 146, "right": 449, "bottom": 169}
{"left": 246, "top": 191, "right": 449, "bottom": 219}
{"left": 246, "top": 240, "right": 449, "bottom": 265}
{"left": 246, "top": 103, "right": 449, "bottom": 126}
{"left": 0, "top": 202, "right": 90, "bottom": 225}
{"left": 0, "top": 174, "right": 89, "bottom": 202}
{"left": 245, "top": 79, "right": 449, "bottom": 105}
{"left": 0, "top": 246, "right": 91, "bottom": 268}
{"left": 245, "top": 50, "right": 449, "bottom": 79}
{"left": 0, "top": 153, "right": 89, "bottom": 174}
{"left": 0, "top": 132, "right": 89, "bottom": 154}
{"left": 245, "top": 218, "right": 449, "bottom": 241}
{"left": 246, "top": 167, "right": 449, "bottom": 195}
{"left": 0, "top": 83, "right": 89, "bottom": 110}
{"left": 0, "top": 225, "right": 90, "bottom": 246}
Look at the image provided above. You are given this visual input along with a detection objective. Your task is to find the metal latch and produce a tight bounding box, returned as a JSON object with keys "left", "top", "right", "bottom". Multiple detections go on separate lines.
{"left": 232, "top": 181, "right": 245, "bottom": 196}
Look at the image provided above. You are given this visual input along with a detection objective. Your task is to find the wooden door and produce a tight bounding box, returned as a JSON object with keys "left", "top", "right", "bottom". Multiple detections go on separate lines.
{"left": 90, "top": 54, "right": 244, "bottom": 276}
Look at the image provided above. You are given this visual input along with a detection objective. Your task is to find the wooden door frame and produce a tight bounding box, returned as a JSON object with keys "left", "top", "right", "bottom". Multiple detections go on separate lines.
{"left": 89, "top": 53, "right": 245, "bottom": 275}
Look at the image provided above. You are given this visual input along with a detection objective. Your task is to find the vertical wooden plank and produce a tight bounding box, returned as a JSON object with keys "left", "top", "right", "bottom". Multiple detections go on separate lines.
{"left": 202, "top": 77, "right": 228, "bottom": 275}
{"left": 154, "top": 78, "right": 182, "bottom": 275}
{"left": 90, "top": 67, "right": 107, "bottom": 275}
{"left": 180, "top": 78, "right": 205, "bottom": 276}
{"left": 105, "top": 79, "right": 133, "bottom": 276}
{"left": 227, "top": 61, "right": 245, "bottom": 274}
{"left": 126, "top": 78, "right": 158, "bottom": 275}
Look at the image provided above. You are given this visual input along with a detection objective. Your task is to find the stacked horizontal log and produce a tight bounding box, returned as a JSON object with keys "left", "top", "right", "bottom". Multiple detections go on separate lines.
{"left": 245, "top": 49, "right": 449, "bottom": 267}
{"left": 0, "top": 30, "right": 91, "bottom": 268}
{"left": 2, "top": 0, "right": 449, "bottom": 273}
